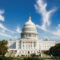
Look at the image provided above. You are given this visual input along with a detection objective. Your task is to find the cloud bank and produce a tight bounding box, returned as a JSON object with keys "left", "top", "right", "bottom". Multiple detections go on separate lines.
{"left": 35, "top": 0, "right": 56, "bottom": 31}
{"left": 0, "top": 10, "right": 21, "bottom": 40}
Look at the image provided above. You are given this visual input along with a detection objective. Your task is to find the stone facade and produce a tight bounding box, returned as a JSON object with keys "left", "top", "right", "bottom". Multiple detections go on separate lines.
{"left": 5, "top": 15, "right": 56, "bottom": 57}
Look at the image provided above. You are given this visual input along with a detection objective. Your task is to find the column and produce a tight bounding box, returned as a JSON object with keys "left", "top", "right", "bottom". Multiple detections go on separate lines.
{"left": 32, "top": 42, "right": 34, "bottom": 49}
{"left": 16, "top": 40, "right": 19, "bottom": 50}
{"left": 21, "top": 41, "right": 23, "bottom": 49}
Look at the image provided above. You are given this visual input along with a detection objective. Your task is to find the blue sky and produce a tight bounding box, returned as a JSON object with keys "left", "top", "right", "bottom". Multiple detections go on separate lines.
{"left": 0, "top": 0, "right": 60, "bottom": 41}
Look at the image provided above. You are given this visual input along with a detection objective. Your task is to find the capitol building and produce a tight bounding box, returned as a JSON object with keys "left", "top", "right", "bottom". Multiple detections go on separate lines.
{"left": 5, "top": 15, "right": 57, "bottom": 57}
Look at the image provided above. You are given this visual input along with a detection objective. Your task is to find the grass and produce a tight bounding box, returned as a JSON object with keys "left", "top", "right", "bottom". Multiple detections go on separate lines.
{"left": 0, "top": 55, "right": 60, "bottom": 60}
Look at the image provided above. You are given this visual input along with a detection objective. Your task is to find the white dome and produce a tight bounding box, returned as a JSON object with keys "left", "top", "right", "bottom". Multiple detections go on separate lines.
{"left": 21, "top": 15, "right": 38, "bottom": 38}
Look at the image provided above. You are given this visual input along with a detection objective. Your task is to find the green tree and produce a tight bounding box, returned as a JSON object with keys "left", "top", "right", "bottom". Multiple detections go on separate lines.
{"left": 0, "top": 40, "right": 8, "bottom": 56}
{"left": 49, "top": 43, "right": 60, "bottom": 57}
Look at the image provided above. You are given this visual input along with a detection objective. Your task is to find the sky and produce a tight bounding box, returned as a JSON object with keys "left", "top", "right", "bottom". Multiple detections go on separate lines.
{"left": 0, "top": 0, "right": 60, "bottom": 41}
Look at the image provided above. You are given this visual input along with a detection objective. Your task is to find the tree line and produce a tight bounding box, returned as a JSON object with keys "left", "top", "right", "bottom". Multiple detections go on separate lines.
{"left": 44, "top": 43, "right": 60, "bottom": 57}
{"left": 0, "top": 40, "right": 8, "bottom": 56}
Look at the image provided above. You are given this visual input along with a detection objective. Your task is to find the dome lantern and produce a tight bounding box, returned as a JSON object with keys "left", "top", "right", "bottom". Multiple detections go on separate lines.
{"left": 28, "top": 15, "right": 31, "bottom": 21}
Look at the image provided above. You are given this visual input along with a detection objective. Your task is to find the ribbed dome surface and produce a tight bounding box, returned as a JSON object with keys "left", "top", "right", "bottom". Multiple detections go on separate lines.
{"left": 22, "top": 16, "right": 37, "bottom": 33}
{"left": 21, "top": 16, "right": 38, "bottom": 38}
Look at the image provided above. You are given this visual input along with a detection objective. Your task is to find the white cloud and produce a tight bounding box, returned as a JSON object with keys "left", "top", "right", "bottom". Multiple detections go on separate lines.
{"left": 0, "top": 10, "right": 5, "bottom": 21}
{"left": 0, "top": 23, "right": 6, "bottom": 31}
{"left": 56, "top": 24, "right": 60, "bottom": 29}
{"left": 0, "top": 32, "right": 18, "bottom": 39}
{"left": 0, "top": 32, "right": 13, "bottom": 38}
{"left": 0, "top": 23, "right": 15, "bottom": 33}
{"left": 0, "top": 10, "right": 20, "bottom": 40}
{"left": 16, "top": 26, "right": 21, "bottom": 33}
{"left": 0, "top": 23, "right": 19, "bottom": 39}
{"left": 52, "top": 24, "right": 60, "bottom": 37}
{"left": 36, "top": 24, "right": 47, "bottom": 31}
{"left": 0, "top": 10, "right": 4, "bottom": 14}
{"left": 35, "top": 0, "right": 56, "bottom": 31}
{"left": 35, "top": 0, "right": 60, "bottom": 40}
{"left": 0, "top": 23, "right": 21, "bottom": 39}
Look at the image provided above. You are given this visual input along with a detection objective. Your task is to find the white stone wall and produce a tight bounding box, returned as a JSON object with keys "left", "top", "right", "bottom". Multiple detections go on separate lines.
{"left": 39, "top": 41, "right": 56, "bottom": 50}
{"left": 8, "top": 39, "right": 56, "bottom": 57}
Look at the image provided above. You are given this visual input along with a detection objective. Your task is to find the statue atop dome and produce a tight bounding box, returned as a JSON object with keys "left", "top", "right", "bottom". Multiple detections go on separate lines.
{"left": 28, "top": 13, "right": 31, "bottom": 21}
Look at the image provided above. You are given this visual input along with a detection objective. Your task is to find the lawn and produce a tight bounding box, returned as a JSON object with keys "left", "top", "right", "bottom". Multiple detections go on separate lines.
{"left": 0, "top": 56, "right": 60, "bottom": 60}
